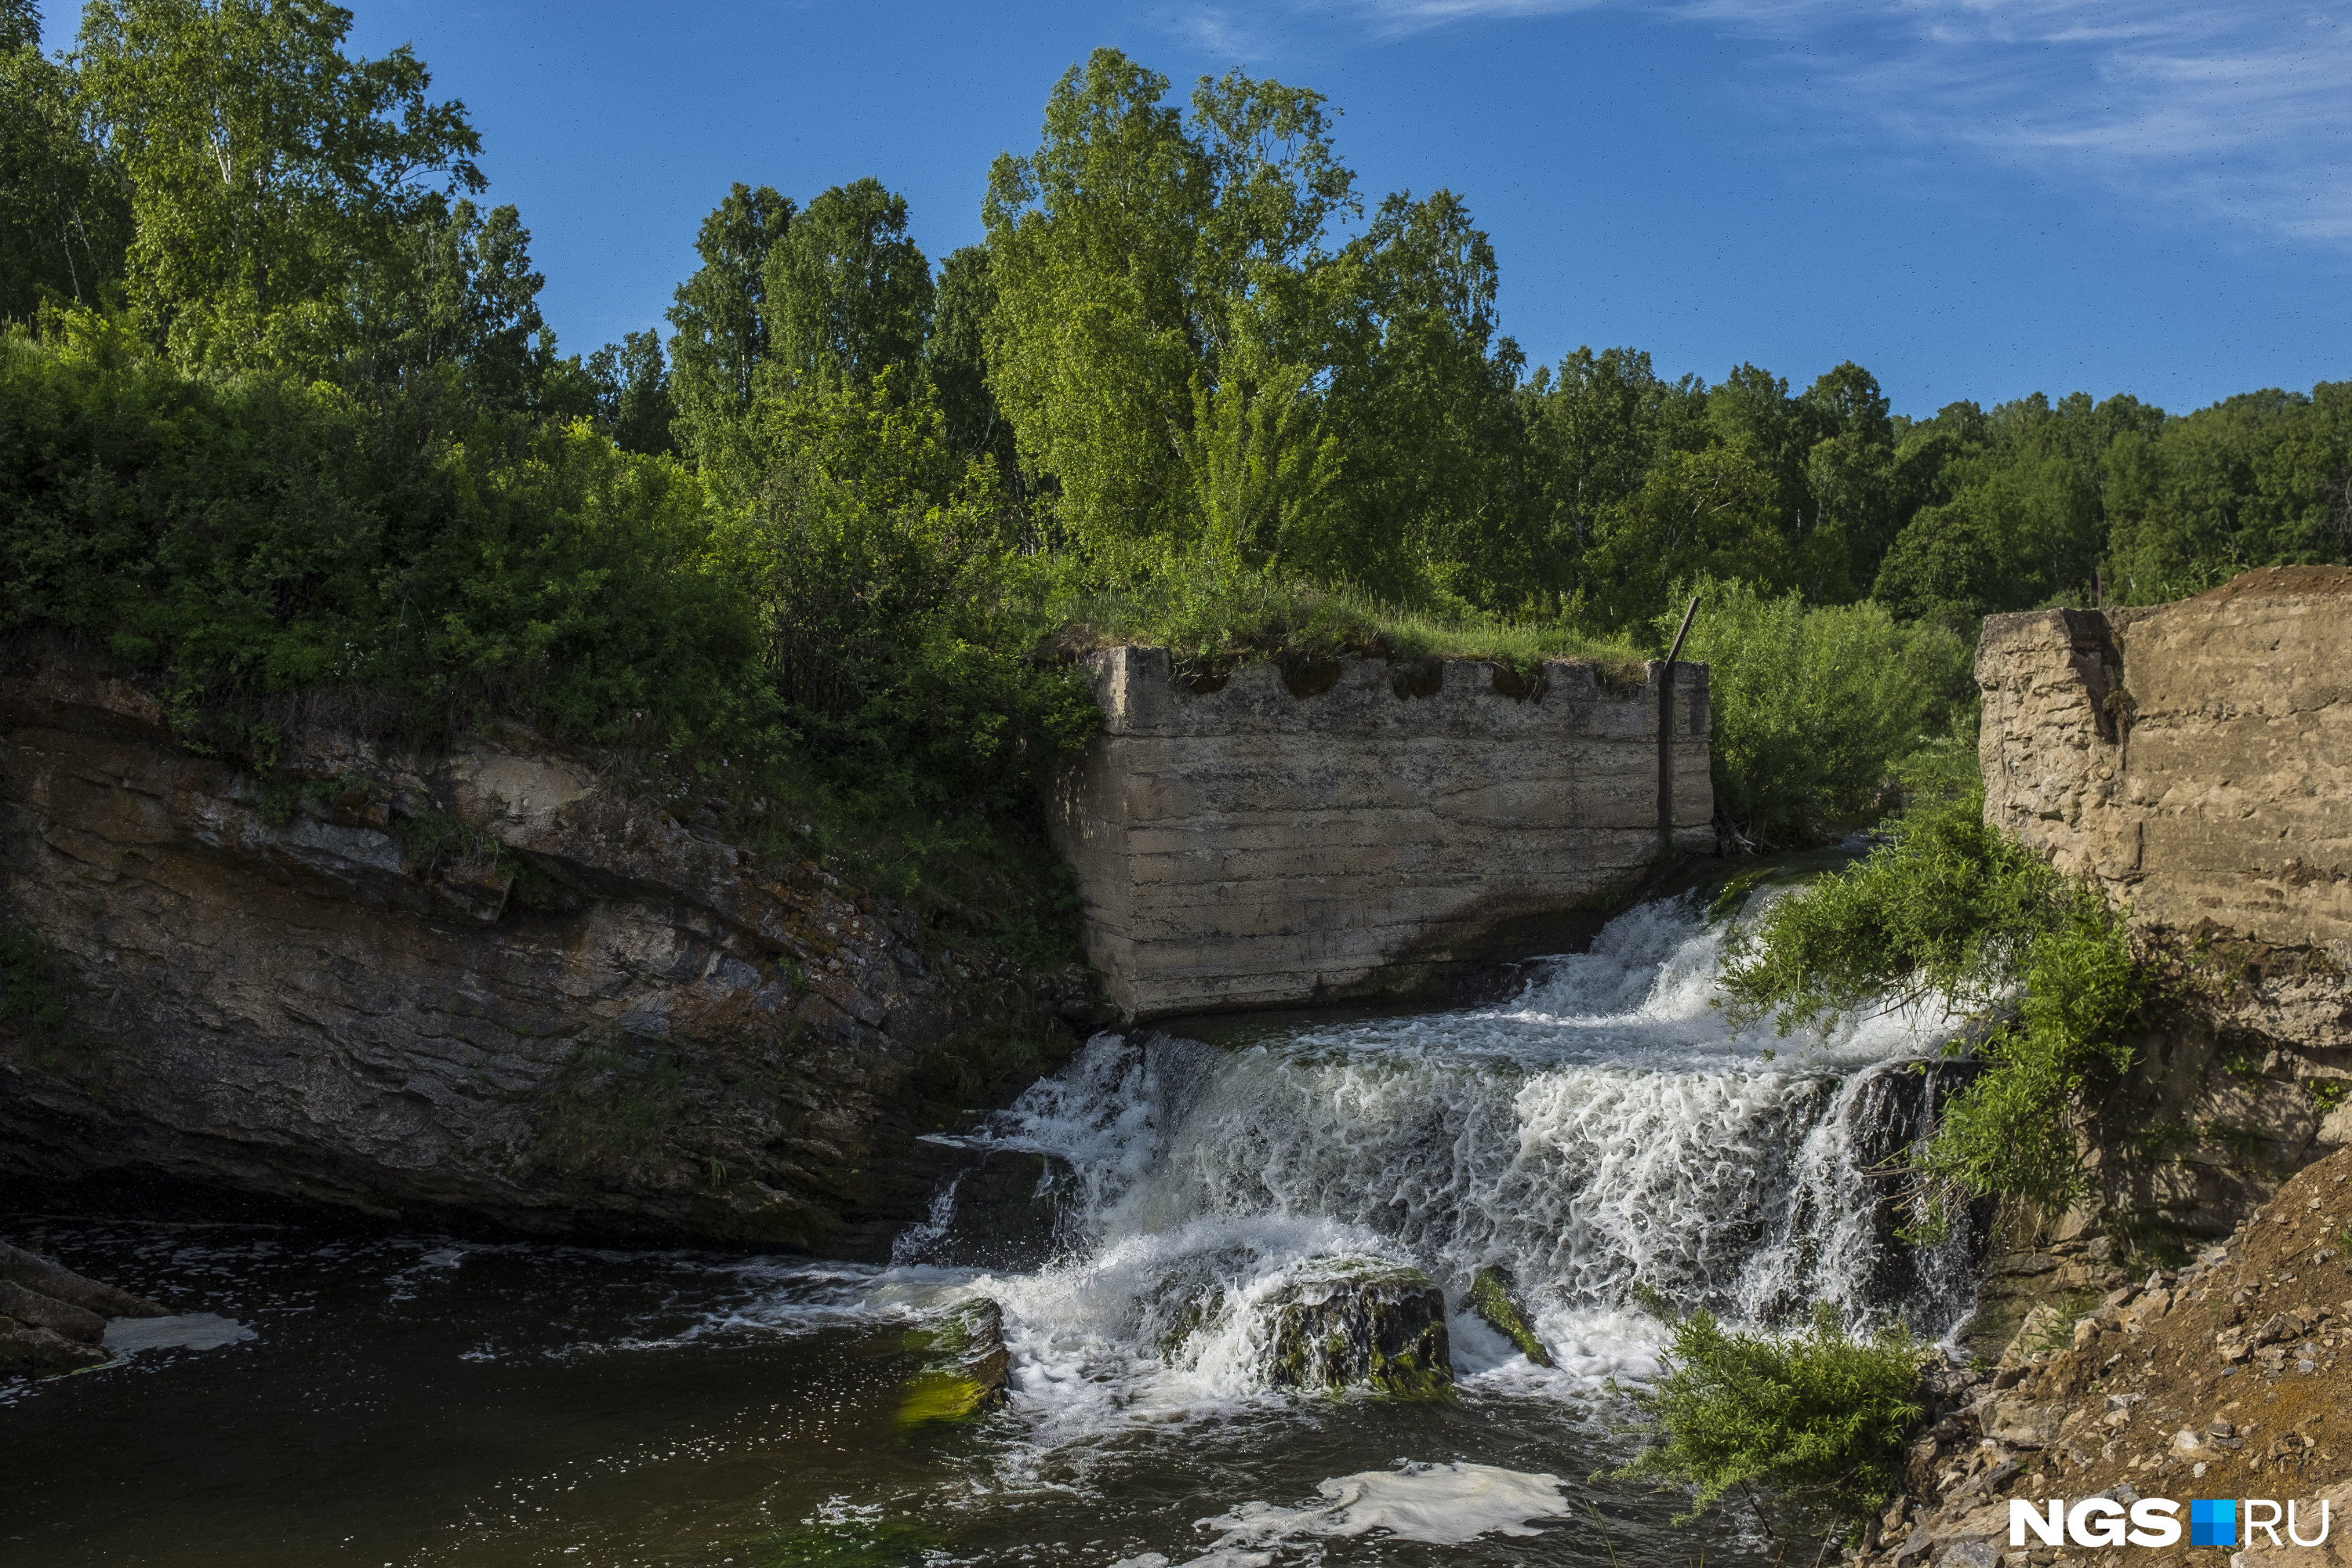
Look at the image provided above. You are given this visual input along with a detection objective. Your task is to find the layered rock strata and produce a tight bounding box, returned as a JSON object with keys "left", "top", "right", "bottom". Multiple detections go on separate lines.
{"left": 0, "top": 1237, "right": 167, "bottom": 1374}
{"left": 0, "top": 643, "right": 1086, "bottom": 1254}
{"left": 1976, "top": 568, "right": 2352, "bottom": 1247}
{"left": 1049, "top": 648, "right": 1712, "bottom": 1018}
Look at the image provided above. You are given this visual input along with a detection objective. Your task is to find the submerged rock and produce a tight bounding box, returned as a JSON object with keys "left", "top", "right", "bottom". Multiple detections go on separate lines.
{"left": 1263, "top": 1260, "right": 1452, "bottom": 1397}
{"left": 896, "top": 1297, "right": 1011, "bottom": 1430}
{"left": 1466, "top": 1265, "right": 1553, "bottom": 1367}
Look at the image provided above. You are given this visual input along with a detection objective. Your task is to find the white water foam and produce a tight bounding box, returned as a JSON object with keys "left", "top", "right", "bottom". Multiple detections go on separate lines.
{"left": 1111, "top": 1461, "right": 1573, "bottom": 1566}
{"left": 817, "top": 894, "right": 1971, "bottom": 1445}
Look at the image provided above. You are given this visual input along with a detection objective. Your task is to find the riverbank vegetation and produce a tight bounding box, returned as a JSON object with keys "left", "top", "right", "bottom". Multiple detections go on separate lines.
{"left": 1614, "top": 1293, "right": 1925, "bottom": 1544}
{"left": 1722, "top": 792, "right": 2151, "bottom": 1234}
{"left": 2, "top": 5, "right": 2346, "bottom": 862}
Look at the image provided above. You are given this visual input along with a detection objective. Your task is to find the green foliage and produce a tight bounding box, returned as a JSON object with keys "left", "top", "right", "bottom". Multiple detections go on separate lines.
{"left": 666, "top": 180, "right": 791, "bottom": 471}
{"left": 1721, "top": 792, "right": 2149, "bottom": 1229}
{"left": 2, "top": 19, "right": 131, "bottom": 321}
{"left": 768, "top": 177, "right": 932, "bottom": 393}
{"left": 0, "top": 318, "right": 763, "bottom": 746}
{"left": 2307, "top": 1079, "right": 2347, "bottom": 1113}
{"left": 75, "top": 0, "right": 485, "bottom": 369}
{"left": 584, "top": 328, "right": 675, "bottom": 456}
{"left": 749, "top": 1517, "right": 940, "bottom": 1568}
{"left": 1671, "top": 578, "right": 1972, "bottom": 846}
{"left": 1612, "top": 1291, "right": 1923, "bottom": 1538}
{"left": 1056, "top": 569, "right": 1642, "bottom": 681}
{"left": 745, "top": 373, "right": 1100, "bottom": 815}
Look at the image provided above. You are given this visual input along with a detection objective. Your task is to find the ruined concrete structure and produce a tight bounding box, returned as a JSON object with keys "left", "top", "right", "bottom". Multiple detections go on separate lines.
{"left": 1048, "top": 648, "right": 1713, "bottom": 1019}
{"left": 1976, "top": 566, "right": 2352, "bottom": 1243}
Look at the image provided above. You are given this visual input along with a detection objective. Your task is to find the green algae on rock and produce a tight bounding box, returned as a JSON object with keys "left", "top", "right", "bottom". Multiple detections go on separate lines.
{"left": 895, "top": 1297, "right": 1011, "bottom": 1430}
{"left": 1467, "top": 1265, "right": 1554, "bottom": 1368}
{"left": 1262, "top": 1259, "right": 1453, "bottom": 1397}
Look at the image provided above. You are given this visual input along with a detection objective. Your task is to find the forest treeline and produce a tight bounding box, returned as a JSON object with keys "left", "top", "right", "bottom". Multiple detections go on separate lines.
{"left": 4, "top": 2, "right": 2349, "bottom": 881}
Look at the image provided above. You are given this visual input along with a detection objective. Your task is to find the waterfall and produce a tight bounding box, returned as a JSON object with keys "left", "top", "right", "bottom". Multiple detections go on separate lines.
{"left": 902, "top": 892, "right": 1973, "bottom": 1442}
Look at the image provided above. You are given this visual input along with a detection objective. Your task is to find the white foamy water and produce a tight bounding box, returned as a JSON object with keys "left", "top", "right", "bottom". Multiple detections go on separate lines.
{"left": 808, "top": 895, "right": 1967, "bottom": 1461}
{"left": 1113, "top": 1461, "right": 1575, "bottom": 1567}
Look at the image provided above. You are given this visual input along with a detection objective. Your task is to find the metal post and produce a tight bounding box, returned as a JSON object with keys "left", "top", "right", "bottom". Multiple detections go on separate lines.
{"left": 1660, "top": 596, "right": 1699, "bottom": 852}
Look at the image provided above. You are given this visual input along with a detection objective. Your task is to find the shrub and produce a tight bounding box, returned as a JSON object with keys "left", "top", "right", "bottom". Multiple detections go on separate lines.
{"left": 1612, "top": 1293, "right": 1923, "bottom": 1540}
{"left": 1720, "top": 790, "right": 2149, "bottom": 1232}
{"left": 1664, "top": 576, "right": 1973, "bottom": 847}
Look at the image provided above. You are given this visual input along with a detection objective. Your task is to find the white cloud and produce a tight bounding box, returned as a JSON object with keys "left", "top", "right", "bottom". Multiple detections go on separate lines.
{"left": 1299, "top": 0, "right": 2352, "bottom": 245}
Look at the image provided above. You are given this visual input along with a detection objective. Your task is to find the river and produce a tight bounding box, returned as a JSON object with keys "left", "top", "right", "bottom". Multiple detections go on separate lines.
{"left": 1, "top": 894, "right": 1972, "bottom": 1567}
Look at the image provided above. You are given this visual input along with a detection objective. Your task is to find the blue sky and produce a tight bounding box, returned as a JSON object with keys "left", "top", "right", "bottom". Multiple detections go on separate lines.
{"left": 32, "top": 1, "right": 2352, "bottom": 417}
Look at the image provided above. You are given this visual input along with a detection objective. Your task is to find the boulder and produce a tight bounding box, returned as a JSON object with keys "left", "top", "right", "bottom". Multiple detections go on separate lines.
{"left": 899, "top": 1149, "right": 1076, "bottom": 1272}
{"left": 0, "top": 1241, "right": 171, "bottom": 1376}
{"left": 1466, "top": 1265, "right": 1553, "bottom": 1367}
{"left": 1262, "top": 1260, "right": 1451, "bottom": 1397}
{"left": 897, "top": 1297, "right": 1011, "bottom": 1430}
{"left": 0, "top": 1241, "right": 167, "bottom": 1319}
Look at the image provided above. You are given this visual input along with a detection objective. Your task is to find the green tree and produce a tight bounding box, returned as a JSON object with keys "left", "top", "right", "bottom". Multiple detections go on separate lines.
{"left": 1669, "top": 576, "right": 1970, "bottom": 844}
{"left": 1311, "top": 187, "right": 1533, "bottom": 604}
{"left": 982, "top": 49, "right": 1355, "bottom": 575}
{"left": 344, "top": 197, "right": 567, "bottom": 413}
{"left": 586, "top": 328, "right": 676, "bottom": 456}
{"left": 768, "top": 176, "right": 931, "bottom": 393}
{"left": 927, "top": 242, "right": 1004, "bottom": 460}
{"left": 1582, "top": 447, "right": 1785, "bottom": 631}
{"left": 74, "top": 0, "right": 484, "bottom": 368}
{"left": 1523, "top": 345, "right": 1707, "bottom": 561}
{"left": 666, "top": 180, "right": 791, "bottom": 466}
{"left": 2106, "top": 383, "right": 2351, "bottom": 601}
{"left": 2, "top": 2, "right": 132, "bottom": 321}
{"left": 1613, "top": 1297, "right": 1922, "bottom": 1544}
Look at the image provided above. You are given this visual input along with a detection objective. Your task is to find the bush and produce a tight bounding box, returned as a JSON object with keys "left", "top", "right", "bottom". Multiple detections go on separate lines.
{"left": 0, "top": 323, "right": 1098, "bottom": 948}
{"left": 1612, "top": 1293, "right": 1923, "bottom": 1540}
{"left": 1721, "top": 791, "right": 2148, "bottom": 1231}
{"left": 1665, "top": 577, "right": 1973, "bottom": 847}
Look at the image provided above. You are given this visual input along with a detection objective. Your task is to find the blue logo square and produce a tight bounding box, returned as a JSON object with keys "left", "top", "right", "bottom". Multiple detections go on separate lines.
{"left": 2190, "top": 1498, "right": 2237, "bottom": 1547}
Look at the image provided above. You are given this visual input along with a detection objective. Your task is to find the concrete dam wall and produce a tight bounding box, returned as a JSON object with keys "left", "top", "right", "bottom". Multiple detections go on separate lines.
{"left": 1047, "top": 647, "right": 1714, "bottom": 1020}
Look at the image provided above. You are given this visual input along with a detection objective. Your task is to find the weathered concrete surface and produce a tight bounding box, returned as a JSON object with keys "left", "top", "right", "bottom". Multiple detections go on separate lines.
{"left": 1049, "top": 648, "right": 1711, "bottom": 1018}
{"left": 1979, "top": 565, "right": 2352, "bottom": 967}
{"left": 1976, "top": 567, "right": 2352, "bottom": 1250}
{"left": 0, "top": 641, "right": 1084, "bottom": 1256}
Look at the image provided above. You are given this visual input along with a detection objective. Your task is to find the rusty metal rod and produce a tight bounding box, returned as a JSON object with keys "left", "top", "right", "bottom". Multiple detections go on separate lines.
{"left": 1660, "top": 595, "right": 1700, "bottom": 851}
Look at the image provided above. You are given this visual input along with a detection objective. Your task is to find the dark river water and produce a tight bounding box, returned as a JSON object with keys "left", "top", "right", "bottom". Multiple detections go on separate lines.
{"left": 3, "top": 897, "right": 1968, "bottom": 1568}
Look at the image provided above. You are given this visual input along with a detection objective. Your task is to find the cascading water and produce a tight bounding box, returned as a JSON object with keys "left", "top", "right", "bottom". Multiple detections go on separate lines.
{"left": 866, "top": 893, "right": 1977, "bottom": 1530}
{"left": 4, "top": 890, "right": 1981, "bottom": 1567}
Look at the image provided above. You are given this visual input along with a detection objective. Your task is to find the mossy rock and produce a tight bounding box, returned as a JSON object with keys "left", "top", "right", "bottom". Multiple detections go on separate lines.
{"left": 1466, "top": 1265, "right": 1554, "bottom": 1367}
{"left": 1261, "top": 1259, "right": 1452, "bottom": 1398}
{"left": 895, "top": 1297, "right": 1010, "bottom": 1432}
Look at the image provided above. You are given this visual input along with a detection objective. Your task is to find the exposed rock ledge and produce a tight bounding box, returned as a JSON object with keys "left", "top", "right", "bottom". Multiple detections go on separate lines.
{"left": 0, "top": 643, "right": 1088, "bottom": 1255}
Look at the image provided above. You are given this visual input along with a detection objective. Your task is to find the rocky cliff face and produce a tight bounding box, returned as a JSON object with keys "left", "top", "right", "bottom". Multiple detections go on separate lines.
{"left": 0, "top": 641, "right": 1087, "bottom": 1255}
{"left": 1976, "top": 568, "right": 2352, "bottom": 1254}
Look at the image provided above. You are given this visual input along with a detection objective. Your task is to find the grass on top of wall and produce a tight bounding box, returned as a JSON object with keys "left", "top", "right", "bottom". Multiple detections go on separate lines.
{"left": 1049, "top": 572, "right": 1648, "bottom": 682}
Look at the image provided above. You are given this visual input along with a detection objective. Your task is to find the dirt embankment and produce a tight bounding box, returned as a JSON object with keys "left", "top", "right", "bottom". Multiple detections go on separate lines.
{"left": 1861, "top": 1142, "right": 2352, "bottom": 1567}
